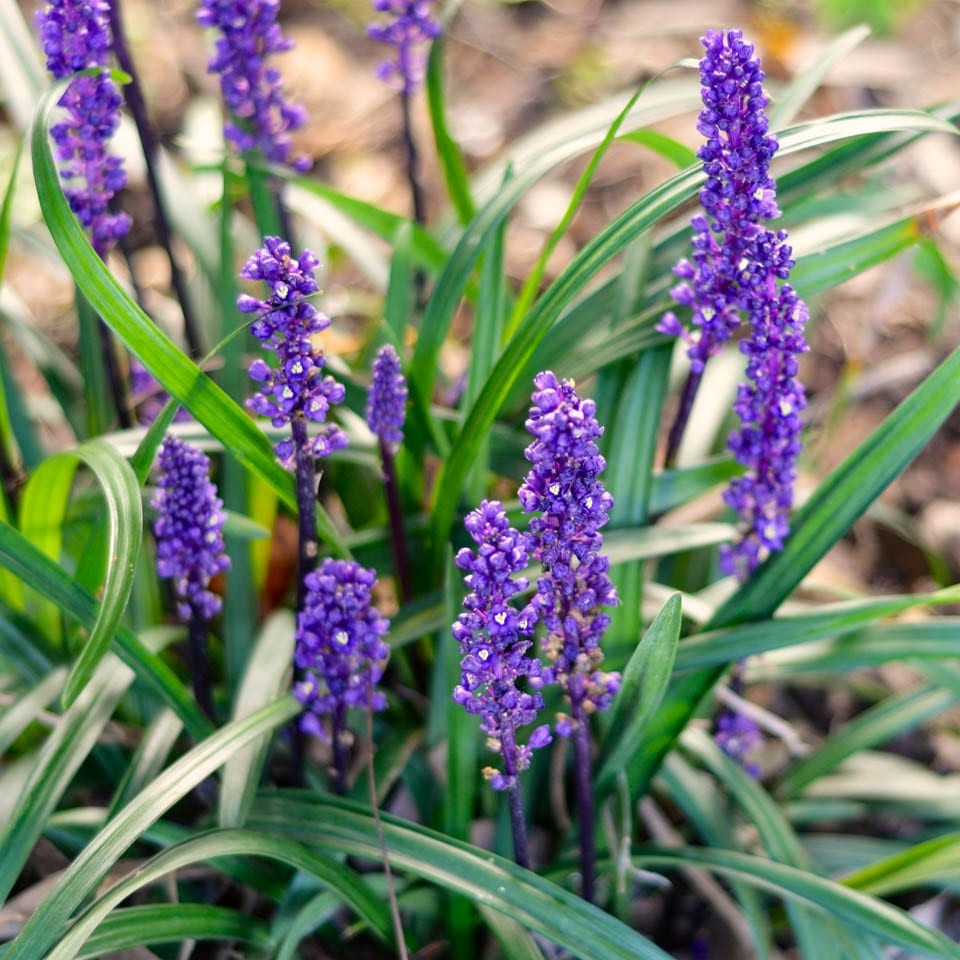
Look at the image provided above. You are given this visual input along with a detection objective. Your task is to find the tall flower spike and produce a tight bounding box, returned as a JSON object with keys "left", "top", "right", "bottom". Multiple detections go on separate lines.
{"left": 658, "top": 29, "right": 808, "bottom": 577}
{"left": 240, "top": 236, "right": 347, "bottom": 469}
{"left": 153, "top": 437, "right": 230, "bottom": 621}
{"left": 657, "top": 29, "right": 779, "bottom": 372}
{"left": 518, "top": 372, "right": 620, "bottom": 734}
{"left": 197, "top": 0, "right": 310, "bottom": 170}
{"left": 294, "top": 559, "right": 391, "bottom": 736}
{"left": 366, "top": 344, "right": 408, "bottom": 446}
{"left": 452, "top": 500, "right": 551, "bottom": 793}
{"left": 37, "top": 0, "right": 130, "bottom": 257}
{"left": 368, "top": 0, "right": 441, "bottom": 94}
{"left": 720, "top": 231, "right": 808, "bottom": 578}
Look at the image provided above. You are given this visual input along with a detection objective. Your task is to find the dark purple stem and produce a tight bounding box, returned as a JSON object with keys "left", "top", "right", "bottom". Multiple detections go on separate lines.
{"left": 501, "top": 725, "right": 530, "bottom": 868}
{"left": 379, "top": 439, "right": 412, "bottom": 601}
{"left": 571, "top": 701, "right": 596, "bottom": 903}
{"left": 107, "top": 0, "right": 204, "bottom": 358}
{"left": 99, "top": 321, "right": 132, "bottom": 430}
{"left": 332, "top": 702, "right": 349, "bottom": 795}
{"left": 187, "top": 605, "right": 215, "bottom": 722}
{"left": 291, "top": 413, "right": 318, "bottom": 785}
{"left": 664, "top": 367, "right": 704, "bottom": 469}
{"left": 400, "top": 91, "right": 427, "bottom": 306}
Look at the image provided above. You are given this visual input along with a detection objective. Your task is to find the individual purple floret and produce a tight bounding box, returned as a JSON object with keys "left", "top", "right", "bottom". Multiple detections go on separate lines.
{"left": 197, "top": 0, "right": 310, "bottom": 170}
{"left": 239, "top": 236, "right": 347, "bottom": 469}
{"left": 453, "top": 500, "right": 551, "bottom": 792}
{"left": 657, "top": 28, "right": 780, "bottom": 372}
{"left": 368, "top": 0, "right": 441, "bottom": 94}
{"left": 715, "top": 709, "right": 762, "bottom": 778}
{"left": 37, "top": 0, "right": 130, "bottom": 257}
{"left": 294, "top": 559, "right": 390, "bottom": 738}
{"left": 366, "top": 344, "right": 407, "bottom": 446}
{"left": 153, "top": 436, "right": 230, "bottom": 621}
{"left": 518, "top": 372, "right": 620, "bottom": 734}
{"left": 720, "top": 233, "right": 808, "bottom": 579}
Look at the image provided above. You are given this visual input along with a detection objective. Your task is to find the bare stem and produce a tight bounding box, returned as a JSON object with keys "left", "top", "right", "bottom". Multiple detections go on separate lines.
{"left": 400, "top": 91, "right": 427, "bottom": 306}
{"left": 663, "top": 368, "right": 704, "bottom": 469}
{"left": 379, "top": 439, "right": 412, "bottom": 601}
{"left": 108, "top": 0, "right": 204, "bottom": 358}
{"left": 571, "top": 703, "right": 596, "bottom": 903}
{"left": 187, "top": 606, "right": 215, "bottom": 722}
{"left": 99, "top": 321, "right": 132, "bottom": 430}
{"left": 501, "top": 726, "right": 530, "bottom": 868}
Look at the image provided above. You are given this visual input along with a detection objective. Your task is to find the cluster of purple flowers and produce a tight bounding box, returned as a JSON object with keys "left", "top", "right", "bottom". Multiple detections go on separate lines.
{"left": 197, "top": 0, "right": 309, "bottom": 170}
{"left": 37, "top": 0, "right": 130, "bottom": 257}
{"left": 239, "top": 236, "right": 347, "bottom": 469}
{"left": 715, "top": 709, "right": 762, "bottom": 778}
{"left": 452, "top": 500, "right": 551, "bottom": 791}
{"left": 368, "top": 0, "right": 441, "bottom": 94}
{"left": 152, "top": 437, "right": 230, "bottom": 621}
{"left": 660, "top": 29, "right": 808, "bottom": 578}
{"left": 518, "top": 372, "right": 620, "bottom": 735}
{"left": 366, "top": 344, "right": 408, "bottom": 446}
{"left": 658, "top": 29, "right": 779, "bottom": 373}
{"left": 294, "top": 559, "right": 391, "bottom": 737}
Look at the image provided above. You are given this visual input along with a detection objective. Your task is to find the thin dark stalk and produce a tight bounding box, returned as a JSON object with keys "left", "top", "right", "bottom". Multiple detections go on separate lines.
{"left": 108, "top": 0, "right": 204, "bottom": 358}
{"left": 571, "top": 703, "right": 596, "bottom": 903}
{"left": 0, "top": 440, "right": 20, "bottom": 513}
{"left": 99, "top": 321, "right": 132, "bottom": 430}
{"left": 332, "top": 702, "right": 349, "bottom": 795}
{"left": 365, "top": 702, "right": 409, "bottom": 960}
{"left": 501, "top": 726, "right": 530, "bottom": 868}
{"left": 663, "top": 368, "right": 704, "bottom": 468}
{"left": 187, "top": 607, "right": 216, "bottom": 722}
{"left": 400, "top": 92, "right": 427, "bottom": 306}
{"left": 379, "top": 439, "right": 412, "bottom": 601}
{"left": 291, "top": 413, "right": 318, "bottom": 786}
{"left": 401, "top": 92, "right": 427, "bottom": 226}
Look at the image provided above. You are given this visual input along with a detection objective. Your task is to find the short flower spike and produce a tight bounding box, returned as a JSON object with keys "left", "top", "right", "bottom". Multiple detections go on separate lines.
{"left": 153, "top": 437, "right": 230, "bottom": 621}
{"left": 294, "top": 559, "right": 391, "bottom": 737}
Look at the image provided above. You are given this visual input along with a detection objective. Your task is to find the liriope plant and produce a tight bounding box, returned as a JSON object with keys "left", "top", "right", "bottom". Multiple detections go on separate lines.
{"left": 0, "top": 2, "right": 959, "bottom": 959}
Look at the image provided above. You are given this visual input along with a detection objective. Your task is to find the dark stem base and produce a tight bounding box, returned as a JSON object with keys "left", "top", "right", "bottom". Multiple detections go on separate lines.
{"left": 572, "top": 703, "right": 596, "bottom": 903}
{"left": 401, "top": 92, "right": 427, "bottom": 307}
{"left": 108, "top": 0, "right": 204, "bottom": 358}
{"left": 380, "top": 440, "right": 413, "bottom": 601}
{"left": 664, "top": 368, "right": 704, "bottom": 469}
{"left": 187, "top": 610, "right": 215, "bottom": 722}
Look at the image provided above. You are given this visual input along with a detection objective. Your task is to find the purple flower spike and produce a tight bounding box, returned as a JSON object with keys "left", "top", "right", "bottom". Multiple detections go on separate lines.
{"left": 153, "top": 437, "right": 230, "bottom": 621}
{"left": 294, "top": 559, "right": 390, "bottom": 738}
{"left": 659, "top": 29, "right": 808, "bottom": 578}
{"left": 37, "top": 0, "right": 130, "bottom": 257}
{"left": 366, "top": 344, "right": 407, "bottom": 446}
{"left": 240, "top": 236, "right": 347, "bottom": 469}
{"left": 519, "top": 372, "right": 620, "bottom": 734}
{"left": 368, "top": 0, "right": 441, "bottom": 94}
{"left": 658, "top": 28, "right": 779, "bottom": 372}
{"left": 452, "top": 500, "right": 551, "bottom": 791}
{"left": 197, "top": 0, "right": 310, "bottom": 170}
{"left": 720, "top": 239, "right": 808, "bottom": 579}
{"left": 715, "top": 709, "right": 762, "bottom": 778}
